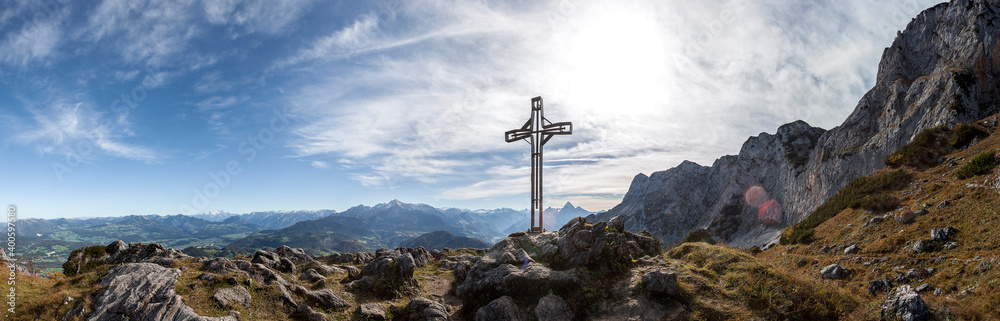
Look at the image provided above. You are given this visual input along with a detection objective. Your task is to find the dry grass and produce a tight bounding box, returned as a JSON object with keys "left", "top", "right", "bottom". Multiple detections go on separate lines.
{"left": 3, "top": 263, "right": 107, "bottom": 321}
{"left": 761, "top": 114, "right": 1000, "bottom": 320}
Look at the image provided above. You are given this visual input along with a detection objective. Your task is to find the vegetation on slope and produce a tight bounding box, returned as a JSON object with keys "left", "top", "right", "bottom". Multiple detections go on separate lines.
{"left": 781, "top": 169, "right": 912, "bottom": 244}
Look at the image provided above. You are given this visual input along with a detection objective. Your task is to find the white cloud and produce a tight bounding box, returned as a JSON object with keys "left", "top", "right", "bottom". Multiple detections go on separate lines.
{"left": 281, "top": 0, "right": 938, "bottom": 210}
{"left": 202, "top": 0, "right": 312, "bottom": 36}
{"left": 10, "top": 94, "right": 159, "bottom": 163}
{"left": 310, "top": 160, "right": 329, "bottom": 169}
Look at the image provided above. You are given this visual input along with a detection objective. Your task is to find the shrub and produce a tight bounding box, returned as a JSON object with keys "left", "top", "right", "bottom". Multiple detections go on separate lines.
{"left": 949, "top": 123, "right": 989, "bottom": 148}
{"left": 884, "top": 126, "right": 950, "bottom": 168}
{"left": 682, "top": 229, "right": 717, "bottom": 245}
{"left": 781, "top": 170, "right": 912, "bottom": 244}
{"left": 62, "top": 245, "right": 108, "bottom": 277}
{"left": 956, "top": 151, "right": 997, "bottom": 179}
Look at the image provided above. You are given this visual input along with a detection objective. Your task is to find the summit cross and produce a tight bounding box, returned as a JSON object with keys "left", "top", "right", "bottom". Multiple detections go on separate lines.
{"left": 505, "top": 96, "right": 573, "bottom": 233}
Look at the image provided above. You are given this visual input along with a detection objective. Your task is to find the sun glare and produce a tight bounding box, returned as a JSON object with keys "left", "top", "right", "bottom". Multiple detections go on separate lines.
{"left": 564, "top": 6, "right": 670, "bottom": 115}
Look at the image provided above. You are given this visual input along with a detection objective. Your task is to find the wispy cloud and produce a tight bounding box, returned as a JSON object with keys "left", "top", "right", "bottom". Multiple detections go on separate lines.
{"left": 9, "top": 93, "right": 159, "bottom": 163}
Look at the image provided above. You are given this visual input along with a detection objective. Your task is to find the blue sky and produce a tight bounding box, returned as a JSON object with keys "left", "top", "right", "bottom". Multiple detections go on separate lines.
{"left": 0, "top": 0, "right": 938, "bottom": 219}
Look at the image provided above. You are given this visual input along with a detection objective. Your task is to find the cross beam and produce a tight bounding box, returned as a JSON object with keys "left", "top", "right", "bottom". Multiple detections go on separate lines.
{"left": 505, "top": 96, "right": 572, "bottom": 233}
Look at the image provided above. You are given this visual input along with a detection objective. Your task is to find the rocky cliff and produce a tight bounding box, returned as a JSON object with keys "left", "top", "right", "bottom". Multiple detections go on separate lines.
{"left": 594, "top": 0, "right": 1000, "bottom": 248}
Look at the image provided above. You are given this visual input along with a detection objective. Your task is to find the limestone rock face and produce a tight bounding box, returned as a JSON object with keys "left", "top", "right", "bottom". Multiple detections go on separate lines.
{"left": 594, "top": 0, "right": 1000, "bottom": 248}
{"left": 88, "top": 263, "right": 236, "bottom": 321}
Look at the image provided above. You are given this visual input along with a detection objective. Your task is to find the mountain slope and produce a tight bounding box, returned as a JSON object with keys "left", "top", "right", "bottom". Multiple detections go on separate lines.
{"left": 596, "top": 0, "right": 1000, "bottom": 248}
{"left": 398, "top": 230, "right": 490, "bottom": 250}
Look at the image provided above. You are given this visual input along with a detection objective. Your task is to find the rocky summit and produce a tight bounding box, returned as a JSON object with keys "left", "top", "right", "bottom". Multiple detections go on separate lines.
{"left": 592, "top": 0, "right": 1000, "bottom": 248}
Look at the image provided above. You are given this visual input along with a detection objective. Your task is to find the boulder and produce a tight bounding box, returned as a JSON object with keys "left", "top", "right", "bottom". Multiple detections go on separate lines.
{"left": 276, "top": 257, "right": 297, "bottom": 274}
{"left": 213, "top": 285, "right": 251, "bottom": 308}
{"left": 406, "top": 297, "right": 451, "bottom": 321}
{"left": 294, "top": 302, "right": 330, "bottom": 321}
{"left": 641, "top": 271, "right": 678, "bottom": 296}
{"left": 818, "top": 264, "right": 848, "bottom": 280}
{"left": 346, "top": 252, "right": 418, "bottom": 297}
{"left": 88, "top": 263, "right": 236, "bottom": 321}
{"left": 534, "top": 294, "right": 572, "bottom": 321}
{"left": 475, "top": 296, "right": 526, "bottom": 321}
{"left": 299, "top": 269, "right": 326, "bottom": 282}
{"left": 881, "top": 285, "right": 929, "bottom": 321}
{"left": 105, "top": 240, "right": 126, "bottom": 255}
{"left": 844, "top": 244, "right": 859, "bottom": 254}
{"left": 251, "top": 250, "right": 280, "bottom": 268}
{"left": 455, "top": 262, "right": 581, "bottom": 305}
{"left": 304, "top": 289, "right": 350, "bottom": 310}
{"left": 358, "top": 303, "right": 386, "bottom": 320}
{"left": 930, "top": 227, "right": 957, "bottom": 242}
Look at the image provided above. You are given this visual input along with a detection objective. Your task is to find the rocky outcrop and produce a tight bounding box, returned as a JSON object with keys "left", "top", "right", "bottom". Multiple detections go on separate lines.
{"left": 404, "top": 297, "right": 452, "bottom": 321}
{"left": 593, "top": 0, "right": 1000, "bottom": 248}
{"left": 456, "top": 218, "right": 662, "bottom": 317}
{"left": 881, "top": 285, "right": 930, "bottom": 321}
{"left": 343, "top": 247, "right": 431, "bottom": 298}
{"left": 213, "top": 285, "right": 251, "bottom": 308}
{"left": 533, "top": 294, "right": 573, "bottom": 321}
{"left": 475, "top": 296, "right": 526, "bottom": 321}
{"left": 88, "top": 263, "right": 236, "bottom": 321}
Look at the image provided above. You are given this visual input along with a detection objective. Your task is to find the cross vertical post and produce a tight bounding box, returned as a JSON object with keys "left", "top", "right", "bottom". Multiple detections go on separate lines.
{"left": 505, "top": 96, "right": 573, "bottom": 233}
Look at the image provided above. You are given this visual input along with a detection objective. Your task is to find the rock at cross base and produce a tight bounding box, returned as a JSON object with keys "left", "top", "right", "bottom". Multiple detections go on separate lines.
{"left": 475, "top": 296, "right": 526, "bottom": 321}
{"left": 642, "top": 271, "right": 678, "bottom": 296}
{"left": 534, "top": 294, "right": 573, "bottom": 321}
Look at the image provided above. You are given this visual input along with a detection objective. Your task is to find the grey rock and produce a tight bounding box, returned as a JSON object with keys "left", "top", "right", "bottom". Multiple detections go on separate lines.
{"left": 937, "top": 200, "right": 949, "bottom": 209}
{"left": 534, "top": 294, "right": 572, "bottom": 321}
{"left": 358, "top": 303, "right": 386, "bottom": 320}
{"left": 105, "top": 240, "right": 126, "bottom": 255}
{"left": 930, "top": 227, "right": 957, "bottom": 242}
{"left": 88, "top": 263, "right": 236, "bottom": 321}
{"left": 299, "top": 269, "right": 326, "bottom": 282}
{"left": 844, "top": 244, "right": 859, "bottom": 254}
{"left": 915, "top": 283, "right": 931, "bottom": 293}
{"left": 818, "top": 264, "right": 848, "bottom": 280}
{"left": 641, "top": 271, "right": 678, "bottom": 296}
{"left": 914, "top": 209, "right": 929, "bottom": 216}
{"left": 881, "top": 285, "right": 929, "bottom": 321}
{"left": 796, "top": 259, "right": 809, "bottom": 267}
{"left": 475, "top": 296, "right": 526, "bottom": 321}
{"left": 911, "top": 239, "right": 932, "bottom": 253}
{"left": 868, "top": 278, "right": 894, "bottom": 295}
{"left": 943, "top": 242, "right": 958, "bottom": 250}
{"left": 895, "top": 274, "right": 911, "bottom": 285}
{"left": 304, "top": 289, "right": 350, "bottom": 310}
{"left": 295, "top": 302, "right": 329, "bottom": 321}
{"left": 276, "top": 257, "right": 297, "bottom": 273}
{"left": 906, "top": 268, "right": 930, "bottom": 279}
{"left": 406, "top": 297, "right": 451, "bottom": 321}
{"left": 213, "top": 285, "right": 251, "bottom": 308}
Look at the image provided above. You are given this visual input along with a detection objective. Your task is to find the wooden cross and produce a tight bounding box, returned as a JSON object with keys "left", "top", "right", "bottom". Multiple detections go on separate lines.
{"left": 505, "top": 96, "right": 573, "bottom": 233}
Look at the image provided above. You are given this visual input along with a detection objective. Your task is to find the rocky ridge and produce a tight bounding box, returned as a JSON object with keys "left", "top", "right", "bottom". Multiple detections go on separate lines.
{"left": 593, "top": 0, "right": 1000, "bottom": 248}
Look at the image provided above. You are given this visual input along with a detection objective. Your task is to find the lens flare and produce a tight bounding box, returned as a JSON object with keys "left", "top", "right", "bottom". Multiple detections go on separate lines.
{"left": 758, "top": 199, "right": 783, "bottom": 224}
{"left": 744, "top": 185, "right": 767, "bottom": 207}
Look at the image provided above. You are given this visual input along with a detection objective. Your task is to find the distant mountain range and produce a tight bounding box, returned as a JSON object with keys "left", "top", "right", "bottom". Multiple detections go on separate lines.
{"left": 17, "top": 201, "right": 594, "bottom": 270}
{"left": 398, "top": 230, "right": 490, "bottom": 250}
{"left": 225, "top": 200, "right": 595, "bottom": 255}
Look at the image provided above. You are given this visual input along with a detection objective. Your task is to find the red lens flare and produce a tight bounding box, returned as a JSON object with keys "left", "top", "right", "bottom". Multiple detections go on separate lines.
{"left": 758, "top": 199, "right": 783, "bottom": 224}
{"left": 744, "top": 185, "right": 767, "bottom": 207}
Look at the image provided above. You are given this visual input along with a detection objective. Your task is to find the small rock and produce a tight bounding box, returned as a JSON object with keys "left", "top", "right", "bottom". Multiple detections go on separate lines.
{"left": 213, "top": 285, "right": 252, "bottom": 308}
{"left": 844, "top": 244, "right": 859, "bottom": 254}
{"left": 641, "top": 271, "right": 678, "bottom": 296}
{"left": 943, "top": 242, "right": 958, "bottom": 250}
{"left": 358, "top": 303, "right": 386, "bottom": 320}
{"left": 906, "top": 268, "right": 929, "bottom": 279}
{"left": 895, "top": 211, "right": 916, "bottom": 224}
{"left": 915, "top": 283, "right": 931, "bottom": 293}
{"left": 819, "top": 264, "right": 848, "bottom": 280}
{"left": 911, "top": 239, "right": 932, "bottom": 253}
{"left": 796, "top": 259, "right": 808, "bottom": 268}
{"left": 62, "top": 296, "right": 74, "bottom": 305}
{"left": 930, "top": 227, "right": 956, "bottom": 242}
{"left": 476, "top": 296, "right": 526, "bottom": 321}
{"left": 534, "top": 294, "right": 572, "bottom": 321}
{"left": 863, "top": 216, "right": 884, "bottom": 228}
{"left": 933, "top": 288, "right": 942, "bottom": 296}
{"left": 895, "top": 274, "right": 910, "bottom": 285}
{"left": 296, "top": 302, "right": 330, "bottom": 321}
{"left": 299, "top": 269, "right": 326, "bottom": 283}
{"left": 914, "top": 209, "right": 929, "bottom": 216}
{"left": 937, "top": 201, "right": 949, "bottom": 209}
{"left": 868, "top": 278, "right": 893, "bottom": 295}
{"left": 880, "top": 285, "right": 929, "bottom": 321}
